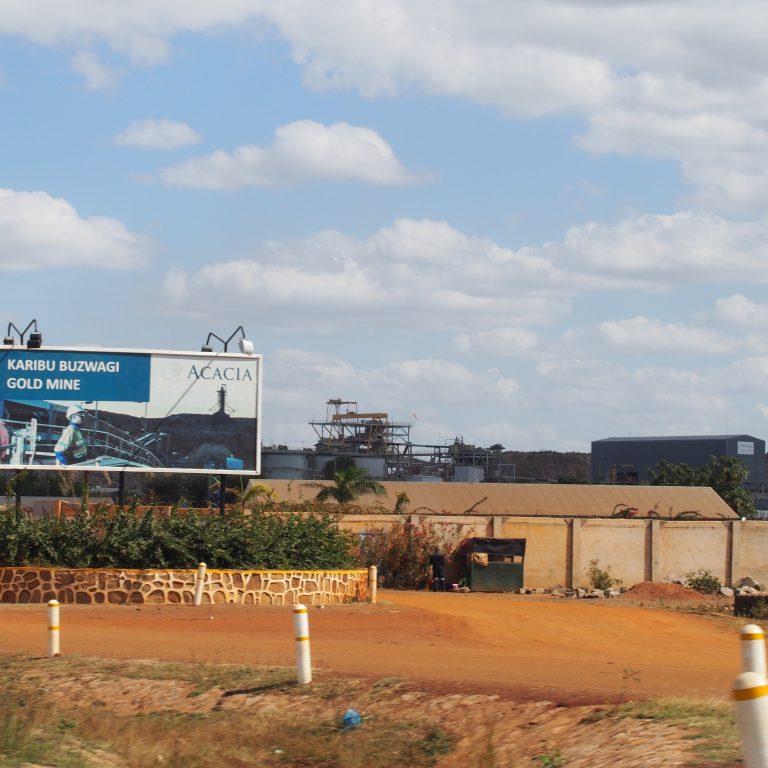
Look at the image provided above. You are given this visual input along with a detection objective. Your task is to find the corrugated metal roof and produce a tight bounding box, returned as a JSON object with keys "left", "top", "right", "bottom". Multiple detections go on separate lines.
{"left": 255, "top": 480, "right": 738, "bottom": 519}
{"left": 594, "top": 435, "right": 759, "bottom": 443}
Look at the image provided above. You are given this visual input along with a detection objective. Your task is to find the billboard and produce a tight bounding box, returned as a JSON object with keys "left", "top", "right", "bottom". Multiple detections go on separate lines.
{"left": 0, "top": 346, "right": 262, "bottom": 475}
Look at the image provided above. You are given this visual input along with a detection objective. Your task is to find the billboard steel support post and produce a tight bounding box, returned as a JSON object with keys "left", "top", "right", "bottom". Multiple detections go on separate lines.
{"left": 219, "top": 474, "right": 226, "bottom": 516}
{"left": 118, "top": 472, "right": 126, "bottom": 508}
{"left": 15, "top": 470, "right": 22, "bottom": 522}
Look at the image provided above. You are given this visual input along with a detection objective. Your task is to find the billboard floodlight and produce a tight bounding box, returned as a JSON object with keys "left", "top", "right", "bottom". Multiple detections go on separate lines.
{"left": 27, "top": 332, "right": 43, "bottom": 349}
{"left": 202, "top": 326, "right": 253, "bottom": 354}
{"left": 5, "top": 319, "right": 41, "bottom": 348}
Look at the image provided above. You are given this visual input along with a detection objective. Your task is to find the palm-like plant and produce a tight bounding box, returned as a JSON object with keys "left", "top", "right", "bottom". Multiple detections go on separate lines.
{"left": 315, "top": 466, "right": 386, "bottom": 504}
{"left": 230, "top": 481, "right": 278, "bottom": 513}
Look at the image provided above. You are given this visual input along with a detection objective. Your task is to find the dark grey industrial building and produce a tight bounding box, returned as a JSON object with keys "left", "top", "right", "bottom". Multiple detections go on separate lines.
{"left": 591, "top": 435, "right": 767, "bottom": 487}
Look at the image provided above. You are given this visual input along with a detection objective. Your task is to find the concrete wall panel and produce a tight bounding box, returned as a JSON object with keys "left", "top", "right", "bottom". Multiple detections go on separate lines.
{"left": 500, "top": 518, "right": 570, "bottom": 587}
{"left": 579, "top": 520, "right": 648, "bottom": 588}
{"left": 658, "top": 522, "right": 729, "bottom": 582}
{"left": 733, "top": 521, "right": 768, "bottom": 585}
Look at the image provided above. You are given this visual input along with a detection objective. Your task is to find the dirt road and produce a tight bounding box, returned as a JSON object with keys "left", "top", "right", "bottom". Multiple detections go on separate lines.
{"left": 0, "top": 590, "right": 742, "bottom": 703}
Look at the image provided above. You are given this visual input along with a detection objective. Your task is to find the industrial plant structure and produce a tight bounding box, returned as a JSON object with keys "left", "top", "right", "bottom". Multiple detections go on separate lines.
{"left": 261, "top": 397, "right": 517, "bottom": 482}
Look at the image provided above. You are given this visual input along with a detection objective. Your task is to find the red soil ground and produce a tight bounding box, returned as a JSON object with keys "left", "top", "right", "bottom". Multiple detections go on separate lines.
{"left": 0, "top": 588, "right": 743, "bottom": 705}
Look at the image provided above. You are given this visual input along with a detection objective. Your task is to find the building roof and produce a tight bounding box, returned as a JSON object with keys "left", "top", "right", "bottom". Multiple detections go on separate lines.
{"left": 255, "top": 480, "right": 738, "bottom": 519}
{"left": 593, "top": 435, "right": 761, "bottom": 443}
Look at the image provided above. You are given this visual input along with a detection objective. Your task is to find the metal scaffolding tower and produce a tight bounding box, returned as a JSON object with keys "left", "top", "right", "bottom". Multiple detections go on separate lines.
{"left": 310, "top": 398, "right": 412, "bottom": 457}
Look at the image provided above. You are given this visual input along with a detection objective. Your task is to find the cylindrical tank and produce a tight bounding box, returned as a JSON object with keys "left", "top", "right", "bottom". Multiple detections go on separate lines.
{"left": 260, "top": 450, "right": 308, "bottom": 479}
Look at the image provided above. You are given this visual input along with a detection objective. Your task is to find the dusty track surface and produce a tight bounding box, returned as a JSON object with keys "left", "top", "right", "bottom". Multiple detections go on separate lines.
{"left": 0, "top": 589, "right": 742, "bottom": 704}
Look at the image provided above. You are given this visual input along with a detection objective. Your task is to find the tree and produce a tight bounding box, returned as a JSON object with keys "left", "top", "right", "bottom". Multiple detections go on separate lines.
{"left": 315, "top": 466, "right": 386, "bottom": 504}
{"left": 703, "top": 456, "right": 755, "bottom": 518}
{"left": 648, "top": 459, "right": 700, "bottom": 487}
{"left": 322, "top": 455, "right": 356, "bottom": 480}
{"left": 649, "top": 455, "right": 756, "bottom": 518}
{"left": 230, "top": 481, "right": 278, "bottom": 514}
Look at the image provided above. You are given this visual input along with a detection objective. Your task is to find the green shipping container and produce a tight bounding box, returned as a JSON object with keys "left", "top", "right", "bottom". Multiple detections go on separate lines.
{"left": 462, "top": 537, "right": 526, "bottom": 592}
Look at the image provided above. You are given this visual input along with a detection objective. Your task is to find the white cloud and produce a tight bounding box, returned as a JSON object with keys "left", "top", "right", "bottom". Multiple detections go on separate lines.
{"left": 70, "top": 50, "right": 122, "bottom": 91}
{"left": 269, "top": 348, "right": 358, "bottom": 386}
{"left": 160, "top": 120, "right": 419, "bottom": 189}
{"left": 714, "top": 295, "right": 768, "bottom": 330}
{"left": 596, "top": 317, "right": 736, "bottom": 355}
{"left": 160, "top": 212, "right": 768, "bottom": 336}
{"left": 0, "top": 189, "right": 150, "bottom": 270}
{"left": 554, "top": 212, "right": 768, "bottom": 284}
{"left": 4, "top": 2, "right": 768, "bottom": 205}
{"left": 375, "top": 359, "right": 521, "bottom": 405}
{"left": 0, "top": 2, "right": 202, "bottom": 65}
{"left": 452, "top": 328, "right": 539, "bottom": 357}
{"left": 534, "top": 356, "right": 735, "bottom": 434}
{"left": 266, "top": 348, "right": 522, "bottom": 432}
{"left": 159, "top": 218, "right": 581, "bottom": 330}
{"left": 113, "top": 118, "right": 202, "bottom": 149}
{"left": 260, "top": 1, "right": 768, "bottom": 208}
{"left": 577, "top": 108, "right": 768, "bottom": 212}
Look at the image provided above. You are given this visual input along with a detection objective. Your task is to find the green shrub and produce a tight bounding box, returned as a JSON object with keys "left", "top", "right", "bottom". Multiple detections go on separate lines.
{"left": 0, "top": 502, "right": 357, "bottom": 570}
{"left": 685, "top": 569, "right": 721, "bottom": 594}
{"left": 535, "top": 752, "right": 566, "bottom": 768}
{"left": 354, "top": 520, "right": 466, "bottom": 589}
{"left": 585, "top": 559, "right": 620, "bottom": 591}
{"left": 745, "top": 601, "right": 768, "bottom": 621}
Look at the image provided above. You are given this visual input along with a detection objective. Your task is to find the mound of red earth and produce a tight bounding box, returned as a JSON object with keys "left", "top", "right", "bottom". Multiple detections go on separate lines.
{"left": 619, "top": 580, "right": 726, "bottom": 606}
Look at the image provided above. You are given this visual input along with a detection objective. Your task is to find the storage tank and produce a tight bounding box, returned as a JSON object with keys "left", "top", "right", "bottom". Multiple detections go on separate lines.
{"left": 261, "top": 450, "right": 308, "bottom": 479}
{"left": 453, "top": 466, "right": 485, "bottom": 483}
{"left": 314, "top": 454, "right": 386, "bottom": 480}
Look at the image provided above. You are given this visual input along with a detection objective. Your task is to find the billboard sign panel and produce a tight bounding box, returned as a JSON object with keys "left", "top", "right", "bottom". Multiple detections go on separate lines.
{"left": 0, "top": 346, "right": 262, "bottom": 475}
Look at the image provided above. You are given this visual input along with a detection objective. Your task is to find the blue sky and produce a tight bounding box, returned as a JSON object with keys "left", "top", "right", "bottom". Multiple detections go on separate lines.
{"left": 3, "top": 1, "right": 768, "bottom": 452}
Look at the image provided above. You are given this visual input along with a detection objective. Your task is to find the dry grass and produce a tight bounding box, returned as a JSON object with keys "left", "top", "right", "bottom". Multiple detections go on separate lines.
{"left": 0, "top": 654, "right": 453, "bottom": 768}
{"left": 0, "top": 653, "right": 743, "bottom": 767}
{"left": 584, "top": 697, "right": 741, "bottom": 765}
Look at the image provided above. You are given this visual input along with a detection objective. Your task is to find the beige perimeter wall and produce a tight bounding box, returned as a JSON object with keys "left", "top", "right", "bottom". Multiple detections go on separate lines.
{"left": 341, "top": 514, "right": 768, "bottom": 588}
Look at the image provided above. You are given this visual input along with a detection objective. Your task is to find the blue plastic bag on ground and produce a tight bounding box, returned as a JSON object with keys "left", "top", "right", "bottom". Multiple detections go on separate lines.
{"left": 341, "top": 708, "right": 362, "bottom": 730}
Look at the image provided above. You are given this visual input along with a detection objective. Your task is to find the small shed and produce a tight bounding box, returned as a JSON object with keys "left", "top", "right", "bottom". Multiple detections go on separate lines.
{"left": 459, "top": 537, "right": 526, "bottom": 592}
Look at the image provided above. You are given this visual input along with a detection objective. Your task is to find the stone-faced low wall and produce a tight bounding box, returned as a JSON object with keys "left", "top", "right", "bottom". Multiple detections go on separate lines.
{"left": 0, "top": 568, "right": 369, "bottom": 606}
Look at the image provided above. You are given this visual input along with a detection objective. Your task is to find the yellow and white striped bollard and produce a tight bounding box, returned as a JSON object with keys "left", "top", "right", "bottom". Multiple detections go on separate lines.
{"left": 734, "top": 671, "right": 768, "bottom": 768}
{"left": 742, "top": 624, "right": 767, "bottom": 680}
{"left": 47, "top": 599, "right": 61, "bottom": 657}
{"left": 293, "top": 603, "right": 311, "bottom": 684}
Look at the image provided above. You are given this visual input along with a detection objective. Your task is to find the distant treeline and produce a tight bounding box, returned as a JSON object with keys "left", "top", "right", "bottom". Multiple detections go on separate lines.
{"left": 501, "top": 451, "right": 590, "bottom": 483}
